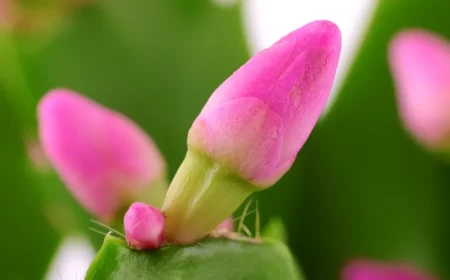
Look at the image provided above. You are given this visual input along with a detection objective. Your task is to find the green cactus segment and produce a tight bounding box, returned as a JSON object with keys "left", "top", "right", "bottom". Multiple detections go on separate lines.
{"left": 86, "top": 234, "right": 303, "bottom": 280}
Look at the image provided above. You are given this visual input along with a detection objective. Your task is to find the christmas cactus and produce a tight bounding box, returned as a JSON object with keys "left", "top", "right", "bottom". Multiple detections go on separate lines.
{"left": 37, "top": 20, "right": 340, "bottom": 279}
{"left": 2, "top": 0, "right": 450, "bottom": 279}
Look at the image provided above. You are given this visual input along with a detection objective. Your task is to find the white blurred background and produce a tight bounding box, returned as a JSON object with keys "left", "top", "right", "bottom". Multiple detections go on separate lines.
{"left": 46, "top": 0, "right": 375, "bottom": 278}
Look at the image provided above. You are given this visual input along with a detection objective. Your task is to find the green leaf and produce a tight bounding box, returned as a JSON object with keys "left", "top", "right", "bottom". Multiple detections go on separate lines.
{"left": 86, "top": 235, "right": 302, "bottom": 280}
{"left": 0, "top": 86, "right": 59, "bottom": 279}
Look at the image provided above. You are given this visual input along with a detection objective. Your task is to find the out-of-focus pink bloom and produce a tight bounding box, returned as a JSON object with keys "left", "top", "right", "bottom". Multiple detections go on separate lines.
{"left": 215, "top": 217, "right": 234, "bottom": 233}
{"left": 0, "top": 0, "right": 15, "bottom": 28}
{"left": 124, "top": 202, "right": 164, "bottom": 250}
{"left": 390, "top": 30, "right": 450, "bottom": 150}
{"left": 38, "top": 89, "right": 166, "bottom": 222}
{"left": 343, "top": 260, "right": 437, "bottom": 280}
{"left": 0, "top": 0, "right": 5, "bottom": 23}
{"left": 0, "top": 0, "right": 100, "bottom": 34}
{"left": 188, "top": 20, "right": 341, "bottom": 187}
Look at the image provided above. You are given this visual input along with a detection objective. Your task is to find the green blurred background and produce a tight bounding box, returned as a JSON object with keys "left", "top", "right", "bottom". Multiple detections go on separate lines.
{"left": 1, "top": 0, "right": 450, "bottom": 279}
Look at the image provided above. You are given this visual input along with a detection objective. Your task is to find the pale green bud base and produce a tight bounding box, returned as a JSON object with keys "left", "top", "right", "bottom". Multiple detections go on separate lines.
{"left": 162, "top": 150, "right": 258, "bottom": 244}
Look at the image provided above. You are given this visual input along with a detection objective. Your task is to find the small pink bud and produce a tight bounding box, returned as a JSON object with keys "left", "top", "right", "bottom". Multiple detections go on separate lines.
{"left": 343, "top": 260, "right": 437, "bottom": 280}
{"left": 215, "top": 217, "right": 234, "bottom": 233}
{"left": 38, "top": 89, "right": 167, "bottom": 222}
{"left": 124, "top": 202, "right": 164, "bottom": 250}
{"left": 389, "top": 30, "right": 450, "bottom": 151}
{"left": 188, "top": 20, "right": 341, "bottom": 187}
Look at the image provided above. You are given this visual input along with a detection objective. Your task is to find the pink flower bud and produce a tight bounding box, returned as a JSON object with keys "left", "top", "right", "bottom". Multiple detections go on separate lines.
{"left": 343, "top": 260, "right": 437, "bottom": 280}
{"left": 188, "top": 20, "right": 341, "bottom": 187}
{"left": 38, "top": 89, "right": 167, "bottom": 222}
{"left": 389, "top": 30, "right": 450, "bottom": 151}
{"left": 124, "top": 202, "right": 164, "bottom": 250}
{"left": 163, "top": 20, "right": 341, "bottom": 244}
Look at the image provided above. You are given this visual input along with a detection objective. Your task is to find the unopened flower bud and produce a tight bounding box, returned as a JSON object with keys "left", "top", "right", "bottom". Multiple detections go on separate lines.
{"left": 38, "top": 89, "right": 167, "bottom": 222}
{"left": 163, "top": 20, "right": 341, "bottom": 244}
{"left": 390, "top": 30, "right": 450, "bottom": 151}
{"left": 124, "top": 202, "right": 164, "bottom": 250}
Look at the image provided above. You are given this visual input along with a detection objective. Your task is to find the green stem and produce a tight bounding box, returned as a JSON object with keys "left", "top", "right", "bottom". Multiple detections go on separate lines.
{"left": 162, "top": 150, "right": 257, "bottom": 244}
{"left": 0, "top": 30, "right": 37, "bottom": 134}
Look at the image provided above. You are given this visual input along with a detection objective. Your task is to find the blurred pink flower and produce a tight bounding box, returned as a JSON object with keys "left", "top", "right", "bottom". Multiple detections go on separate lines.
{"left": 390, "top": 29, "right": 450, "bottom": 150}
{"left": 188, "top": 20, "right": 341, "bottom": 187}
{"left": 0, "top": 0, "right": 16, "bottom": 28}
{"left": 343, "top": 260, "right": 437, "bottom": 280}
{"left": 124, "top": 202, "right": 164, "bottom": 250}
{"left": 0, "top": 0, "right": 5, "bottom": 22}
{"left": 38, "top": 89, "right": 166, "bottom": 222}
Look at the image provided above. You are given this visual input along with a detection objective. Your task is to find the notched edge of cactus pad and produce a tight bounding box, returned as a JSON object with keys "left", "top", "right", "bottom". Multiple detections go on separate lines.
{"left": 85, "top": 233, "right": 304, "bottom": 280}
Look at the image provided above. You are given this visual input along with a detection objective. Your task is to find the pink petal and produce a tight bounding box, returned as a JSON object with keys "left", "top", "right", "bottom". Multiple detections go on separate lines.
{"left": 124, "top": 202, "right": 165, "bottom": 250}
{"left": 190, "top": 20, "right": 341, "bottom": 186}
